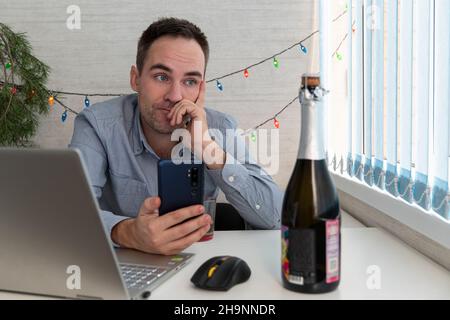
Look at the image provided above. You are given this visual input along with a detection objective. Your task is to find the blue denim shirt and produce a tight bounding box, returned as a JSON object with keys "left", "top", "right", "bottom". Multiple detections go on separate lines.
{"left": 69, "top": 94, "right": 283, "bottom": 241}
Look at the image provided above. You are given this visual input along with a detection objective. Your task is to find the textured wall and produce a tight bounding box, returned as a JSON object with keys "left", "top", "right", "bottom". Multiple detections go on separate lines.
{"left": 1, "top": 0, "right": 316, "bottom": 188}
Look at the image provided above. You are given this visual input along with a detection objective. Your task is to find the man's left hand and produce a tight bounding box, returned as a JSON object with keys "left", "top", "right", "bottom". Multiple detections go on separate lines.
{"left": 167, "top": 81, "right": 226, "bottom": 170}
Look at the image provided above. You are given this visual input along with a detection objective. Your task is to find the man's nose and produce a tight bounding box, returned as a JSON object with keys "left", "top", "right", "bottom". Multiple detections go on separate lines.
{"left": 164, "top": 82, "right": 183, "bottom": 103}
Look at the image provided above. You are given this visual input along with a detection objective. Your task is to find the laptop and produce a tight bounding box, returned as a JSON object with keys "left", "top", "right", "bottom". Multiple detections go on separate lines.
{"left": 0, "top": 148, "right": 193, "bottom": 300}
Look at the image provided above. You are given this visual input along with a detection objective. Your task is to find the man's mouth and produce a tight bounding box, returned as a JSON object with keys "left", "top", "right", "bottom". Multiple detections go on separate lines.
{"left": 155, "top": 106, "right": 174, "bottom": 113}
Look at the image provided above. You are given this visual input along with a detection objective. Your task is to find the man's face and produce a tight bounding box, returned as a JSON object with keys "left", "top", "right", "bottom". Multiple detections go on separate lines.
{"left": 133, "top": 36, "right": 205, "bottom": 134}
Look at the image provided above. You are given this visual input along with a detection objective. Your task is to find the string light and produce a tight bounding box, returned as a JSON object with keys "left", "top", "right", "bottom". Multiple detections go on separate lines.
{"left": 251, "top": 131, "right": 257, "bottom": 142}
{"left": 274, "top": 118, "right": 280, "bottom": 129}
{"left": 61, "top": 110, "right": 68, "bottom": 123}
{"left": 244, "top": 28, "right": 351, "bottom": 136}
{"left": 1, "top": 9, "right": 350, "bottom": 126}
{"left": 27, "top": 89, "right": 36, "bottom": 100}
{"left": 205, "top": 9, "right": 347, "bottom": 87}
{"left": 332, "top": 22, "right": 354, "bottom": 61}
{"left": 84, "top": 96, "right": 90, "bottom": 108}
{"left": 273, "top": 57, "right": 280, "bottom": 69}
{"left": 216, "top": 80, "right": 224, "bottom": 92}
{"left": 299, "top": 43, "right": 308, "bottom": 54}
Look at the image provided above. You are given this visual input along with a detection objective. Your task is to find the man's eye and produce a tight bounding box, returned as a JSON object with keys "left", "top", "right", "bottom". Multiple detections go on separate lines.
{"left": 185, "top": 79, "right": 198, "bottom": 87}
{"left": 155, "top": 75, "right": 169, "bottom": 82}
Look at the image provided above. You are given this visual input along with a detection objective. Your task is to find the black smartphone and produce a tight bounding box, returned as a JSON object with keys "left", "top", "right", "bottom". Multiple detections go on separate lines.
{"left": 157, "top": 160, "right": 205, "bottom": 215}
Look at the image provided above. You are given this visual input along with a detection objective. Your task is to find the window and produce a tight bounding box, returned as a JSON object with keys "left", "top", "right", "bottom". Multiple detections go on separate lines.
{"left": 322, "top": 0, "right": 449, "bottom": 222}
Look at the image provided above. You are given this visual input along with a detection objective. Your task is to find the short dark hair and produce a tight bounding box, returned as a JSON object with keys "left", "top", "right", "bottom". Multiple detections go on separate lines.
{"left": 136, "top": 17, "right": 209, "bottom": 74}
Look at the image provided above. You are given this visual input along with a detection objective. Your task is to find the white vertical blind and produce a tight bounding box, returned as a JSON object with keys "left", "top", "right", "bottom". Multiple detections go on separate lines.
{"left": 398, "top": 0, "right": 414, "bottom": 203}
{"left": 373, "top": 0, "right": 384, "bottom": 189}
{"left": 353, "top": 0, "right": 364, "bottom": 180}
{"left": 326, "top": 0, "right": 449, "bottom": 220}
{"left": 319, "top": 0, "right": 330, "bottom": 162}
{"left": 413, "top": 0, "right": 432, "bottom": 210}
{"left": 363, "top": 0, "right": 374, "bottom": 186}
{"left": 347, "top": 0, "right": 354, "bottom": 177}
{"left": 384, "top": 0, "right": 399, "bottom": 197}
{"left": 432, "top": 0, "right": 449, "bottom": 219}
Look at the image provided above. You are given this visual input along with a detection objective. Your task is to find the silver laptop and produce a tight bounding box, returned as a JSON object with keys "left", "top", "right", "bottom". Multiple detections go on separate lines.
{"left": 0, "top": 148, "right": 193, "bottom": 300}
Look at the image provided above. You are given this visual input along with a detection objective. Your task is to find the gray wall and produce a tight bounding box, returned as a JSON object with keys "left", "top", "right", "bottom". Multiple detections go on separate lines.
{"left": 1, "top": 0, "right": 316, "bottom": 189}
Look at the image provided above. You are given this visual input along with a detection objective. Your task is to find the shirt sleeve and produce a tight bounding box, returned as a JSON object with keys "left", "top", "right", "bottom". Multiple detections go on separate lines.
{"left": 205, "top": 115, "right": 283, "bottom": 230}
{"left": 68, "top": 109, "right": 130, "bottom": 246}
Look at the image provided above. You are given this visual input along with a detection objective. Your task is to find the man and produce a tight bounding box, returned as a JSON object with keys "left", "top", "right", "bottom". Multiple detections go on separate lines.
{"left": 69, "top": 17, "right": 283, "bottom": 256}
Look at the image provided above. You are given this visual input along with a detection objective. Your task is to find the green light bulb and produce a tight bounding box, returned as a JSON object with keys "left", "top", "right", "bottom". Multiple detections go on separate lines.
{"left": 273, "top": 57, "right": 279, "bottom": 69}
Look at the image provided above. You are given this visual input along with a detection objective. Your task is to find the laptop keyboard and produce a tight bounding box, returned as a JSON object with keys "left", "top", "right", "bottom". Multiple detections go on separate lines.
{"left": 120, "top": 263, "right": 168, "bottom": 291}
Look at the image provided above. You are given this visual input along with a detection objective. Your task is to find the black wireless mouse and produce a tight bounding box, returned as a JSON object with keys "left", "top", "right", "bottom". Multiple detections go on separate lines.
{"left": 190, "top": 256, "right": 251, "bottom": 291}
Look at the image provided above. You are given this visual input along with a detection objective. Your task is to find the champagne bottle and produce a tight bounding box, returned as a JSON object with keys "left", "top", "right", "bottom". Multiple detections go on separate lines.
{"left": 281, "top": 74, "right": 341, "bottom": 294}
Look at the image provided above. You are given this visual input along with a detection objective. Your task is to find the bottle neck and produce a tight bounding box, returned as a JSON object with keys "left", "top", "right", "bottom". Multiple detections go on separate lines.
{"left": 297, "top": 97, "right": 326, "bottom": 160}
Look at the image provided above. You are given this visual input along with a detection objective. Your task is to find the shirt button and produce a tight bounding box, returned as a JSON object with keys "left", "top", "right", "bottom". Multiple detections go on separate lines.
{"left": 255, "top": 204, "right": 261, "bottom": 210}
{"left": 228, "top": 176, "right": 235, "bottom": 183}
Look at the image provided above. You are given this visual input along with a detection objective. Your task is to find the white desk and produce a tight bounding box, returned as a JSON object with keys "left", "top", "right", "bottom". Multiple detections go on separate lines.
{"left": 150, "top": 228, "right": 450, "bottom": 300}
{"left": 1, "top": 225, "right": 449, "bottom": 300}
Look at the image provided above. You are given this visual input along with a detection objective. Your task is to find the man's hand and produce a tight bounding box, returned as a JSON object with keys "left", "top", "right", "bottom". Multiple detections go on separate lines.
{"left": 111, "top": 197, "right": 212, "bottom": 255}
{"left": 167, "top": 81, "right": 226, "bottom": 170}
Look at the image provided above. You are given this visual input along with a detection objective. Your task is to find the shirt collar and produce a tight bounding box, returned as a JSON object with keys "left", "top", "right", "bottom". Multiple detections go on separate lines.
{"left": 132, "top": 101, "right": 157, "bottom": 157}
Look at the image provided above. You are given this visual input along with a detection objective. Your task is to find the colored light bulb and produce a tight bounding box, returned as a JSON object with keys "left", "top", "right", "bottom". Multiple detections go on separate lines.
{"left": 216, "top": 80, "right": 224, "bottom": 92}
{"left": 336, "top": 52, "right": 343, "bottom": 61}
{"left": 273, "top": 57, "right": 280, "bottom": 69}
{"left": 61, "top": 110, "right": 68, "bottom": 123}
{"left": 48, "top": 95, "right": 54, "bottom": 106}
{"left": 244, "top": 69, "right": 249, "bottom": 78}
{"left": 251, "top": 131, "right": 257, "bottom": 142}
{"left": 84, "top": 96, "right": 90, "bottom": 108}
{"left": 299, "top": 43, "right": 308, "bottom": 55}
{"left": 5, "top": 62, "right": 11, "bottom": 69}
{"left": 274, "top": 118, "right": 280, "bottom": 129}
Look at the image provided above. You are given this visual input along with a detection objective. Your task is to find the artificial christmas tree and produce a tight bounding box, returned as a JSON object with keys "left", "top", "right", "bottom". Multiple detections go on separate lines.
{"left": 0, "top": 23, "right": 50, "bottom": 147}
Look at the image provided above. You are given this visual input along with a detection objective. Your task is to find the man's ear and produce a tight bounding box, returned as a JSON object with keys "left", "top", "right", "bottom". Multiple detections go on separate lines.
{"left": 130, "top": 65, "right": 140, "bottom": 92}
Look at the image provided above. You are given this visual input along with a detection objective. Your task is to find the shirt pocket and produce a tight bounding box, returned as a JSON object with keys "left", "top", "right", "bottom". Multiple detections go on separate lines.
{"left": 109, "top": 171, "right": 149, "bottom": 217}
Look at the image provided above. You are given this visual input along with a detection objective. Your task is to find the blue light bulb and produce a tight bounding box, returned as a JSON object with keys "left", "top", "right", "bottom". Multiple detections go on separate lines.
{"left": 300, "top": 43, "right": 308, "bottom": 54}
{"left": 84, "top": 96, "right": 90, "bottom": 108}
{"left": 216, "top": 80, "right": 224, "bottom": 92}
{"left": 61, "top": 111, "right": 68, "bottom": 123}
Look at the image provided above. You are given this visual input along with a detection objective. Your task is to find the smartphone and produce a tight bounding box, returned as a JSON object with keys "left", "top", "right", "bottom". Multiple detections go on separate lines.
{"left": 157, "top": 160, "right": 205, "bottom": 215}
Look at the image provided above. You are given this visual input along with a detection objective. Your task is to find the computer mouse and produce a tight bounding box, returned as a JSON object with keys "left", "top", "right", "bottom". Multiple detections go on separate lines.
{"left": 190, "top": 256, "right": 251, "bottom": 291}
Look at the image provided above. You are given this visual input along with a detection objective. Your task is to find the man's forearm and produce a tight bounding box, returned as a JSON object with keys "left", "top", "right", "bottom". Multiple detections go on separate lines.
{"left": 206, "top": 160, "right": 283, "bottom": 229}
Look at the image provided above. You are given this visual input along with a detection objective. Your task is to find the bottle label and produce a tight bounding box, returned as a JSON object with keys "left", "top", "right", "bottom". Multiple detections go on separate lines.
{"left": 282, "top": 220, "right": 340, "bottom": 286}
{"left": 326, "top": 219, "right": 340, "bottom": 284}
{"left": 281, "top": 226, "right": 316, "bottom": 286}
{"left": 281, "top": 226, "right": 293, "bottom": 283}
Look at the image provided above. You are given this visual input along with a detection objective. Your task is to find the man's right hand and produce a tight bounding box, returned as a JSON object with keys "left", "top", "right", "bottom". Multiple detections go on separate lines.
{"left": 111, "top": 197, "right": 212, "bottom": 255}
